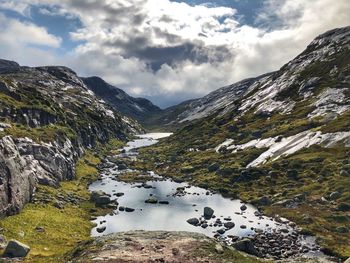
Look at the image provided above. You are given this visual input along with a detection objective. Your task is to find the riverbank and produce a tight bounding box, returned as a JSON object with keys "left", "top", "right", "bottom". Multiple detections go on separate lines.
{"left": 132, "top": 138, "right": 349, "bottom": 261}
{"left": 0, "top": 150, "right": 111, "bottom": 262}
{"left": 0, "top": 136, "right": 262, "bottom": 263}
{"left": 69, "top": 230, "right": 263, "bottom": 263}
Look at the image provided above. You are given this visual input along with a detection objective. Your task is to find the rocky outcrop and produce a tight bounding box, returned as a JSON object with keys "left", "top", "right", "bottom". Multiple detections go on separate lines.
{"left": 0, "top": 60, "right": 143, "bottom": 217}
{"left": 82, "top": 76, "right": 162, "bottom": 125}
{"left": 69, "top": 231, "right": 259, "bottom": 263}
{"left": 0, "top": 134, "right": 79, "bottom": 216}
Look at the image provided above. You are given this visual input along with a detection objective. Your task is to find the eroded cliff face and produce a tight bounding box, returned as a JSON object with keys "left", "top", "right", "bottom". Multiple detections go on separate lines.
{"left": 0, "top": 60, "right": 143, "bottom": 217}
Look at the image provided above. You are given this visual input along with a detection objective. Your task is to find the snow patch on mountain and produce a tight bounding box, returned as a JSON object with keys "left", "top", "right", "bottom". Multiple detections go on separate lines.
{"left": 308, "top": 88, "right": 350, "bottom": 119}
{"left": 216, "top": 130, "right": 350, "bottom": 167}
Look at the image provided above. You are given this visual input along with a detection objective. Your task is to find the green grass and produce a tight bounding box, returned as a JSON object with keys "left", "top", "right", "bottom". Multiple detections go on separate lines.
{"left": 0, "top": 123, "right": 77, "bottom": 143}
{"left": 0, "top": 150, "right": 106, "bottom": 262}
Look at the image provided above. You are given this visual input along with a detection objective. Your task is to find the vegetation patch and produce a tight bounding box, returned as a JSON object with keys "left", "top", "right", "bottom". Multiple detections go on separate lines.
{"left": 0, "top": 150, "right": 110, "bottom": 262}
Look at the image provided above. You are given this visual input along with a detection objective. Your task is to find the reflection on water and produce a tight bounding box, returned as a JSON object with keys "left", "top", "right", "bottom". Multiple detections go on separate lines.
{"left": 90, "top": 133, "right": 288, "bottom": 238}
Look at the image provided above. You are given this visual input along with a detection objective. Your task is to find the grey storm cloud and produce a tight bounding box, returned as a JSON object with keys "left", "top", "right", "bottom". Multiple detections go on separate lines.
{"left": 0, "top": 0, "right": 349, "bottom": 107}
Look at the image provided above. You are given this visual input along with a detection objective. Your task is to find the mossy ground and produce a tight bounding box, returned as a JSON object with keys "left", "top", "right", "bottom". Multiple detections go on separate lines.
{"left": 0, "top": 151, "right": 110, "bottom": 262}
{"left": 136, "top": 138, "right": 350, "bottom": 259}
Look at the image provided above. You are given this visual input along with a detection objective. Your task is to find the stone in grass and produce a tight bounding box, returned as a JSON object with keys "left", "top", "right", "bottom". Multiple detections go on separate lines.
{"left": 337, "top": 203, "right": 350, "bottom": 212}
{"left": 3, "top": 240, "right": 30, "bottom": 258}
{"left": 215, "top": 243, "right": 224, "bottom": 254}
{"left": 340, "top": 170, "right": 349, "bottom": 177}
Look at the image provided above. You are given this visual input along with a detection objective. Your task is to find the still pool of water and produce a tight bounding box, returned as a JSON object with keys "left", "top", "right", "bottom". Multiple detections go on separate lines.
{"left": 89, "top": 133, "right": 291, "bottom": 239}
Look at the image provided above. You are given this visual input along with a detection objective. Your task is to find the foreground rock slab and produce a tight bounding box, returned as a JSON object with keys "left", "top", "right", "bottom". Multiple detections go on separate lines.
{"left": 69, "top": 231, "right": 262, "bottom": 263}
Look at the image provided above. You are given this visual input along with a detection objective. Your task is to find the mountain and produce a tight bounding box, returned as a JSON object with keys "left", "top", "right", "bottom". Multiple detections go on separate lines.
{"left": 157, "top": 26, "right": 350, "bottom": 128}
{"left": 0, "top": 60, "right": 142, "bottom": 216}
{"left": 138, "top": 26, "right": 350, "bottom": 258}
{"left": 82, "top": 76, "right": 161, "bottom": 125}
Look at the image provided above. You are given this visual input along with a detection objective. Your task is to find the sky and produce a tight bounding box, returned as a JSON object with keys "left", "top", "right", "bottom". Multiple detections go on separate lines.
{"left": 0, "top": 0, "right": 349, "bottom": 108}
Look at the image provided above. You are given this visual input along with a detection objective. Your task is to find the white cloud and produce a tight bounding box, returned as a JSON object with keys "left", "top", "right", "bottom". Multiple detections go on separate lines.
{"left": 0, "top": 13, "right": 62, "bottom": 65}
{"left": 0, "top": 0, "right": 349, "bottom": 107}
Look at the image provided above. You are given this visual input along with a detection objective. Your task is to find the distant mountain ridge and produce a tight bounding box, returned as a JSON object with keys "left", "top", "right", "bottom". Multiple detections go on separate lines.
{"left": 82, "top": 76, "right": 161, "bottom": 125}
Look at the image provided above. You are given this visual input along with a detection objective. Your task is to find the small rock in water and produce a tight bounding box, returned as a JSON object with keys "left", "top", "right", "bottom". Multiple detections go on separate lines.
{"left": 203, "top": 207, "right": 214, "bottom": 220}
{"left": 240, "top": 225, "right": 247, "bottom": 229}
{"left": 224, "top": 222, "right": 235, "bottom": 229}
{"left": 187, "top": 218, "right": 199, "bottom": 226}
{"left": 115, "top": 192, "right": 124, "bottom": 197}
{"left": 159, "top": 201, "right": 169, "bottom": 205}
{"left": 145, "top": 197, "right": 158, "bottom": 204}
{"left": 119, "top": 206, "right": 125, "bottom": 211}
{"left": 96, "top": 226, "right": 106, "bottom": 233}
{"left": 125, "top": 207, "right": 135, "bottom": 212}
{"left": 3, "top": 240, "right": 30, "bottom": 258}
{"left": 217, "top": 228, "right": 226, "bottom": 235}
{"left": 240, "top": 204, "right": 247, "bottom": 211}
{"left": 201, "top": 223, "right": 208, "bottom": 229}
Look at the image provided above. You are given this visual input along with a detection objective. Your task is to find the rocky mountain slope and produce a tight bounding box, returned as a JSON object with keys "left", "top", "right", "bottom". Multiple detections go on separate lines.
{"left": 158, "top": 26, "right": 350, "bottom": 128}
{"left": 82, "top": 76, "right": 161, "bottom": 125}
{"left": 137, "top": 26, "right": 350, "bottom": 258}
{"left": 0, "top": 60, "right": 142, "bottom": 217}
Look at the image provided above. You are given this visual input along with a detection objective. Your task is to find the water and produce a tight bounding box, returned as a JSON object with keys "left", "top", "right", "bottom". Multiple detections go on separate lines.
{"left": 89, "top": 133, "right": 291, "bottom": 238}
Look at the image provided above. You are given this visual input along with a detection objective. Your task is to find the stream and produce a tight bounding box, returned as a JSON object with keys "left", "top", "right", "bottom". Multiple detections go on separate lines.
{"left": 89, "top": 133, "right": 329, "bottom": 260}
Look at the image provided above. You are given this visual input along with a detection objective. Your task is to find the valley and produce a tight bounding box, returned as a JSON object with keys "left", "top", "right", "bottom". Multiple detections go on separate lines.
{"left": 0, "top": 26, "right": 349, "bottom": 263}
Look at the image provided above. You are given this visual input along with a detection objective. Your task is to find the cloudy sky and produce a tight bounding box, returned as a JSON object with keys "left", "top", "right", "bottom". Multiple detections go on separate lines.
{"left": 0, "top": 0, "right": 349, "bottom": 107}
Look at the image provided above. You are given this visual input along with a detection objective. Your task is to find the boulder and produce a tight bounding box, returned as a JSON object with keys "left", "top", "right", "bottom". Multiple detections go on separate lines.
{"left": 145, "top": 197, "right": 158, "bottom": 204}
{"left": 208, "top": 163, "right": 220, "bottom": 172}
{"left": 187, "top": 218, "right": 199, "bottom": 226}
{"left": 96, "top": 226, "right": 106, "bottom": 233}
{"left": 340, "top": 170, "right": 349, "bottom": 177}
{"left": 95, "top": 195, "right": 111, "bottom": 206}
{"left": 118, "top": 163, "right": 128, "bottom": 170}
{"left": 125, "top": 207, "right": 135, "bottom": 212}
{"left": 337, "top": 203, "right": 350, "bottom": 212}
{"left": 256, "top": 196, "right": 271, "bottom": 206}
{"left": 203, "top": 207, "right": 214, "bottom": 219}
{"left": 286, "top": 169, "right": 298, "bottom": 180}
{"left": 233, "top": 238, "right": 260, "bottom": 257}
{"left": 0, "top": 235, "right": 7, "bottom": 249}
{"left": 336, "top": 226, "right": 349, "bottom": 233}
{"left": 215, "top": 244, "right": 224, "bottom": 254}
{"left": 224, "top": 222, "right": 235, "bottom": 229}
{"left": 3, "top": 240, "right": 30, "bottom": 258}
{"left": 240, "top": 205, "right": 247, "bottom": 211}
{"left": 90, "top": 190, "right": 107, "bottom": 202}
{"left": 329, "top": 191, "right": 341, "bottom": 200}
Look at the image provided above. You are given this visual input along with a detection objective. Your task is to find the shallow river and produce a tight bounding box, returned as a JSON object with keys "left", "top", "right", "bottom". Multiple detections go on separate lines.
{"left": 89, "top": 133, "right": 293, "bottom": 239}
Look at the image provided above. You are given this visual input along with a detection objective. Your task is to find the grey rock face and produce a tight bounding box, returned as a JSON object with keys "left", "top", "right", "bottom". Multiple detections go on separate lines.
{"left": 3, "top": 240, "right": 30, "bottom": 258}
{"left": 233, "top": 238, "right": 260, "bottom": 257}
{"left": 0, "top": 60, "right": 142, "bottom": 217}
{"left": 0, "top": 135, "right": 76, "bottom": 216}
